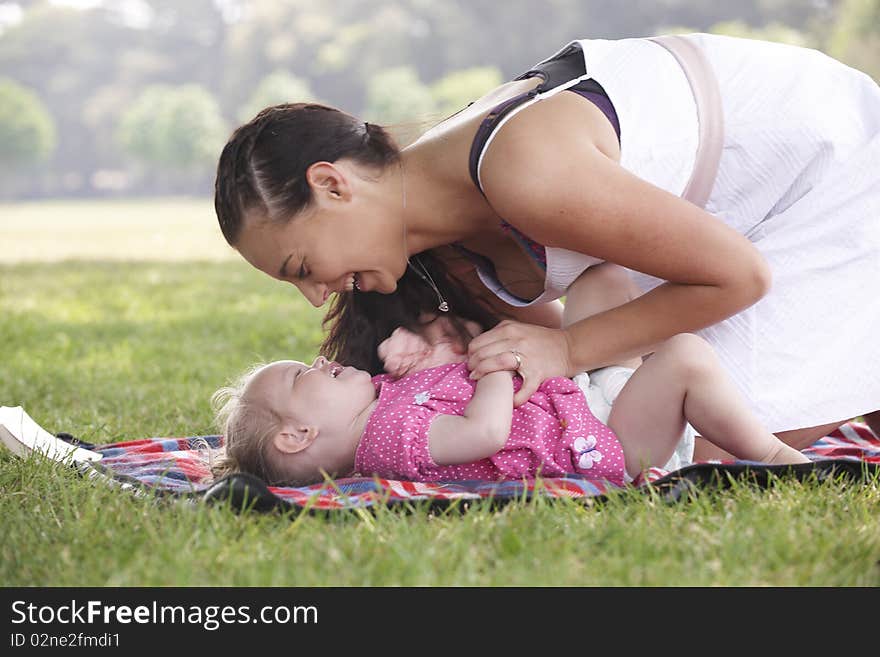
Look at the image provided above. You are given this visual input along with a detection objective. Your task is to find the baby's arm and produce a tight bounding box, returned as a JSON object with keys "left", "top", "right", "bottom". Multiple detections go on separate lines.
{"left": 427, "top": 371, "right": 515, "bottom": 465}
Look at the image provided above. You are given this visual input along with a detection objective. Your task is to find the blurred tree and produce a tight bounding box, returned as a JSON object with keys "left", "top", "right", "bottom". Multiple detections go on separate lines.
{"left": 826, "top": 0, "right": 880, "bottom": 81}
{"left": 117, "top": 83, "right": 227, "bottom": 191}
{"left": 708, "top": 19, "right": 813, "bottom": 46}
{"left": 416, "top": 0, "right": 835, "bottom": 82}
{"left": 0, "top": 77, "right": 56, "bottom": 169}
{"left": 364, "top": 66, "right": 435, "bottom": 125}
{"left": 0, "top": 4, "right": 139, "bottom": 194}
{"left": 222, "top": 0, "right": 434, "bottom": 116}
{"left": 238, "top": 70, "right": 316, "bottom": 122}
{"left": 430, "top": 66, "right": 502, "bottom": 117}
{"left": 220, "top": 0, "right": 337, "bottom": 115}
{"left": 646, "top": 0, "right": 837, "bottom": 37}
{"left": 127, "top": 0, "right": 227, "bottom": 90}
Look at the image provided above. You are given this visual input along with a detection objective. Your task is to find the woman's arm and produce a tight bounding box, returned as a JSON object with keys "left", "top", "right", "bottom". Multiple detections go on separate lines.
{"left": 427, "top": 371, "right": 515, "bottom": 465}
{"left": 469, "top": 93, "right": 770, "bottom": 403}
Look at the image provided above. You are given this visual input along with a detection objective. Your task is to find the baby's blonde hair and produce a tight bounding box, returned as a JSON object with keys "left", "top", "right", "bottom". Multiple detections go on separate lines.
{"left": 210, "top": 363, "right": 291, "bottom": 485}
{"left": 210, "top": 362, "right": 328, "bottom": 487}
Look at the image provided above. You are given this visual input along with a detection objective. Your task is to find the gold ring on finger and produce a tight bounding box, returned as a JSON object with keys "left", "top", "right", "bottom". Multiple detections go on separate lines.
{"left": 510, "top": 350, "right": 523, "bottom": 374}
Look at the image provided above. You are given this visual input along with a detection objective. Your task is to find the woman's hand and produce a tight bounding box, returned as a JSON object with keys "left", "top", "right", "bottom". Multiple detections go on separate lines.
{"left": 466, "top": 319, "right": 573, "bottom": 406}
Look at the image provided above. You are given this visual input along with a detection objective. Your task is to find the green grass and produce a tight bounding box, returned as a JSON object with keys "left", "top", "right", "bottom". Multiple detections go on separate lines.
{"left": 1, "top": 200, "right": 879, "bottom": 586}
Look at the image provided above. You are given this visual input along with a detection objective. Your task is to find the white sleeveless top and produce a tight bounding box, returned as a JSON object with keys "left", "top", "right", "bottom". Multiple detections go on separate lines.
{"left": 473, "top": 37, "right": 699, "bottom": 305}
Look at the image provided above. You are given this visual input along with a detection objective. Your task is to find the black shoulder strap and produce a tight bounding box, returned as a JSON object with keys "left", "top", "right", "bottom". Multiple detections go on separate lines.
{"left": 468, "top": 43, "right": 604, "bottom": 194}
{"left": 514, "top": 43, "right": 587, "bottom": 92}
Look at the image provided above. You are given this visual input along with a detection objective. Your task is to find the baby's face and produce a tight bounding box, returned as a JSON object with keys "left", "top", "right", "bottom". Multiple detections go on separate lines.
{"left": 247, "top": 357, "right": 376, "bottom": 435}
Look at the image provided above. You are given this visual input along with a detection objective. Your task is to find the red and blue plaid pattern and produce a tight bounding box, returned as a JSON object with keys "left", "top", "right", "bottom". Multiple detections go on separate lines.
{"left": 86, "top": 423, "right": 879, "bottom": 510}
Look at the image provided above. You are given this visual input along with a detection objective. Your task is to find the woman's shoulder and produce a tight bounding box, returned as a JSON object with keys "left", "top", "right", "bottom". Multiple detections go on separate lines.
{"left": 412, "top": 76, "right": 617, "bottom": 197}
{"left": 408, "top": 77, "right": 543, "bottom": 183}
{"left": 473, "top": 92, "right": 621, "bottom": 225}
{"left": 415, "top": 76, "right": 543, "bottom": 146}
{"left": 482, "top": 89, "right": 620, "bottom": 170}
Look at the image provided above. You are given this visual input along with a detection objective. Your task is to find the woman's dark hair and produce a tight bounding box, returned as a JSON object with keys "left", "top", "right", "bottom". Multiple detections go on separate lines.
{"left": 214, "top": 102, "right": 400, "bottom": 245}
{"left": 321, "top": 250, "right": 505, "bottom": 375}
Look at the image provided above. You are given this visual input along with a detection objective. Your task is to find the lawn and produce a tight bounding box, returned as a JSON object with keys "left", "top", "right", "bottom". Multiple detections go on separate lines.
{"left": 1, "top": 199, "right": 879, "bottom": 587}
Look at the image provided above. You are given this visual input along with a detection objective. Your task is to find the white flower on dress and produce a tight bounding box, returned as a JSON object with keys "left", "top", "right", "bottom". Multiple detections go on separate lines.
{"left": 413, "top": 391, "right": 430, "bottom": 405}
{"left": 573, "top": 435, "right": 603, "bottom": 470}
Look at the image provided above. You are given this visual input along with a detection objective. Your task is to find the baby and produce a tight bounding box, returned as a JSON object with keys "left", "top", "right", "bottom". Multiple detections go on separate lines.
{"left": 212, "top": 322, "right": 809, "bottom": 487}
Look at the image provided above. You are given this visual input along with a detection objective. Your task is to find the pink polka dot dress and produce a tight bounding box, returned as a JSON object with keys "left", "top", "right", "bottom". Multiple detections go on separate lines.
{"left": 354, "top": 363, "right": 626, "bottom": 486}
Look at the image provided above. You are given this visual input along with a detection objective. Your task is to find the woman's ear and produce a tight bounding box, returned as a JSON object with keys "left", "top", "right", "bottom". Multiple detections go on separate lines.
{"left": 305, "top": 162, "right": 351, "bottom": 202}
{"left": 272, "top": 424, "right": 318, "bottom": 454}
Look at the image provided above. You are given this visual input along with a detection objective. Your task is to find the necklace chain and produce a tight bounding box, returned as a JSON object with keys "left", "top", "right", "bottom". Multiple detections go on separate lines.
{"left": 408, "top": 256, "right": 449, "bottom": 313}
{"left": 401, "top": 163, "right": 449, "bottom": 312}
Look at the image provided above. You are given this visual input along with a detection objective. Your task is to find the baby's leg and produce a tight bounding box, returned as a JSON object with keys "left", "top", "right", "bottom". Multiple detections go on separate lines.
{"left": 608, "top": 334, "right": 809, "bottom": 479}
{"left": 566, "top": 264, "right": 697, "bottom": 468}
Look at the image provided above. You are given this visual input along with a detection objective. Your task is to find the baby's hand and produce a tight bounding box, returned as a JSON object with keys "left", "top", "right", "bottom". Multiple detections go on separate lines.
{"left": 407, "top": 340, "right": 468, "bottom": 371}
{"left": 379, "top": 327, "right": 435, "bottom": 378}
{"left": 379, "top": 318, "right": 484, "bottom": 378}
{"left": 417, "top": 315, "right": 483, "bottom": 355}
{"left": 379, "top": 326, "right": 470, "bottom": 378}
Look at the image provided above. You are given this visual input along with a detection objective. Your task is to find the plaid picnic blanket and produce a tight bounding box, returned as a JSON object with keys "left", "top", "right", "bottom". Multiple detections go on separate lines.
{"left": 72, "top": 422, "right": 880, "bottom": 512}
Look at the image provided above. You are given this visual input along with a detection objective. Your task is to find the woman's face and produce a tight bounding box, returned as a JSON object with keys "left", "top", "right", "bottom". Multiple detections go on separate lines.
{"left": 236, "top": 172, "right": 408, "bottom": 307}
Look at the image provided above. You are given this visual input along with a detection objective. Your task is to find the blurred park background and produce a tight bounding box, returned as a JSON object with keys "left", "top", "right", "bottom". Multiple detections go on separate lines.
{"left": 1, "top": 0, "right": 878, "bottom": 204}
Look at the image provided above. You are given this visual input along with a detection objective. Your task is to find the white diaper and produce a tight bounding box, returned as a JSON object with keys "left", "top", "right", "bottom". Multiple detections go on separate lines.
{"left": 572, "top": 366, "right": 695, "bottom": 472}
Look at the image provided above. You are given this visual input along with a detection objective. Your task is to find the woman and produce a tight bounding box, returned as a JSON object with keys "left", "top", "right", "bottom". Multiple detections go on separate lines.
{"left": 214, "top": 32, "right": 880, "bottom": 450}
